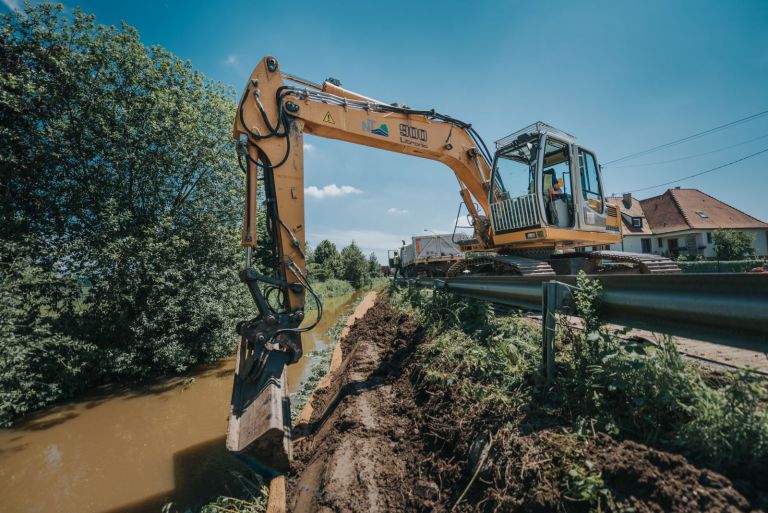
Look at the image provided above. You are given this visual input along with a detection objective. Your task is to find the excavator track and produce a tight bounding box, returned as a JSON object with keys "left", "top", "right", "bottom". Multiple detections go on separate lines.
{"left": 587, "top": 250, "right": 681, "bottom": 274}
{"left": 447, "top": 255, "right": 556, "bottom": 277}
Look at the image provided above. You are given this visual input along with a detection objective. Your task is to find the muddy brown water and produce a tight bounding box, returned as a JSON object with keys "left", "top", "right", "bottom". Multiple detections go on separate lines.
{"left": 0, "top": 290, "right": 363, "bottom": 513}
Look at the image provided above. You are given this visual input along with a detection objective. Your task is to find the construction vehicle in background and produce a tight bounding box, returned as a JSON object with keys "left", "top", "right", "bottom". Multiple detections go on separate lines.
{"left": 390, "top": 233, "right": 466, "bottom": 277}
{"left": 227, "top": 56, "right": 680, "bottom": 473}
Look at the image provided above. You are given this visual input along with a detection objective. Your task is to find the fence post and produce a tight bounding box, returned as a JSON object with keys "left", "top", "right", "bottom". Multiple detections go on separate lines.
{"left": 542, "top": 281, "right": 558, "bottom": 384}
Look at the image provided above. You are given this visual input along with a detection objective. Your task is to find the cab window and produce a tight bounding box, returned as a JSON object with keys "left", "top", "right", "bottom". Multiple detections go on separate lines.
{"left": 492, "top": 141, "right": 537, "bottom": 200}
{"left": 578, "top": 149, "right": 603, "bottom": 212}
{"left": 541, "top": 138, "right": 573, "bottom": 227}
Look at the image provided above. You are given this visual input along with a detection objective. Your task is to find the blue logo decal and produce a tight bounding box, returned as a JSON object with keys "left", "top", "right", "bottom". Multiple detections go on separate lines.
{"left": 361, "top": 119, "right": 389, "bottom": 137}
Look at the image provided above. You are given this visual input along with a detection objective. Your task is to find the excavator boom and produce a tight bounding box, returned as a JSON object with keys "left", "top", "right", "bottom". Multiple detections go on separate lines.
{"left": 227, "top": 56, "right": 629, "bottom": 472}
{"left": 227, "top": 56, "right": 498, "bottom": 472}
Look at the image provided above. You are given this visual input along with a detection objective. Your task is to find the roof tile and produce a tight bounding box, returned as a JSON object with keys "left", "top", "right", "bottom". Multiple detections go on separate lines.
{"left": 640, "top": 189, "right": 768, "bottom": 234}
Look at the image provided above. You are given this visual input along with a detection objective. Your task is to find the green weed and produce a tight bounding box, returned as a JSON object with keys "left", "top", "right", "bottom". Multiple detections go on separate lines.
{"left": 392, "top": 273, "right": 768, "bottom": 473}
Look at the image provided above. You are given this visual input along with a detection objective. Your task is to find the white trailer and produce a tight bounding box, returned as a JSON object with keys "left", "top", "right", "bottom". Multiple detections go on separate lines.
{"left": 396, "top": 234, "right": 466, "bottom": 277}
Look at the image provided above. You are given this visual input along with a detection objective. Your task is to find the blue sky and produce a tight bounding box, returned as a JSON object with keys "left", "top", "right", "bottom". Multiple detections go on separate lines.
{"left": 4, "top": 0, "right": 768, "bottom": 261}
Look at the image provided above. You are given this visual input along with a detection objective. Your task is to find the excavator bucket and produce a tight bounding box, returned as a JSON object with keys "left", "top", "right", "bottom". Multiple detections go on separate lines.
{"left": 226, "top": 338, "right": 292, "bottom": 475}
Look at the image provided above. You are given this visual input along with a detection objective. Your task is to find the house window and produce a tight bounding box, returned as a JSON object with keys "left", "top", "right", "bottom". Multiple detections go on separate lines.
{"left": 641, "top": 238, "right": 651, "bottom": 253}
{"left": 696, "top": 211, "right": 709, "bottom": 218}
{"left": 632, "top": 217, "right": 643, "bottom": 228}
{"left": 706, "top": 232, "right": 712, "bottom": 244}
{"left": 657, "top": 238, "right": 663, "bottom": 248}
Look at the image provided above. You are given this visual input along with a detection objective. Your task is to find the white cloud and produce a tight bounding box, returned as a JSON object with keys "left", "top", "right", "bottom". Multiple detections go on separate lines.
{"left": 304, "top": 184, "right": 362, "bottom": 199}
{"left": 386, "top": 207, "right": 409, "bottom": 216}
{"left": 303, "top": 143, "right": 315, "bottom": 152}
{"left": 224, "top": 55, "right": 237, "bottom": 66}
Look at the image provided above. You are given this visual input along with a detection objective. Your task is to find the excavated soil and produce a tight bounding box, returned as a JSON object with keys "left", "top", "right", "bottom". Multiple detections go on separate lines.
{"left": 286, "top": 296, "right": 765, "bottom": 512}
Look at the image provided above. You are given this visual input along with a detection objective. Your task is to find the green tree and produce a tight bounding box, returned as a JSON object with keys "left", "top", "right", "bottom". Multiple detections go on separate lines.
{"left": 313, "top": 240, "right": 342, "bottom": 280}
{"left": 0, "top": 239, "right": 97, "bottom": 424}
{"left": 304, "top": 242, "right": 319, "bottom": 280}
{"left": 340, "top": 242, "right": 369, "bottom": 288}
{"left": 0, "top": 4, "right": 251, "bottom": 420}
{"left": 712, "top": 229, "right": 755, "bottom": 260}
{"left": 367, "top": 252, "right": 382, "bottom": 278}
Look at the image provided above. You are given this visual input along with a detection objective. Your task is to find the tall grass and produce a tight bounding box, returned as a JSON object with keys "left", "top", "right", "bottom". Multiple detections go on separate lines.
{"left": 390, "top": 276, "right": 768, "bottom": 469}
{"left": 290, "top": 304, "right": 355, "bottom": 420}
{"left": 563, "top": 272, "right": 768, "bottom": 466}
{"left": 163, "top": 471, "right": 268, "bottom": 513}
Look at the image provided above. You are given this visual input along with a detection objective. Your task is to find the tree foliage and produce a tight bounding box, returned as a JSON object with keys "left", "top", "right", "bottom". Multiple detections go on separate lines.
{"left": 312, "top": 240, "right": 343, "bottom": 280}
{"left": 367, "top": 252, "right": 382, "bottom": 278}
{"left": 0, "top": 239, "right": 97, "bottom": 421}
{"left": 340, "top": 241, "right": 369, "bottom": 288}
{"left": 0, "top": 4, "right": 250, "bottom": 423}
{"left": 712, "top": 229, "right": 755, "bottom": 261}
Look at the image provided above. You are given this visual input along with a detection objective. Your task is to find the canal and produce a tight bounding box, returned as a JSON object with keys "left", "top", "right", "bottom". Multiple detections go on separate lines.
{"left": 0, "top": 290, "right": 364, "bottom": 513}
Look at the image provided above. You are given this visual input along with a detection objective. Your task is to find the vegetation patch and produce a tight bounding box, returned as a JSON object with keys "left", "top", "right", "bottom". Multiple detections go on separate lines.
{"left": 164, "top": 471, "right": 268, "bottom": 513}
{"left": 389, "top": 277, "right": 768, "bottom": 511}
{"left": 0, "top": 4, "right": 252, "bottom": 425}
{"left": 0, "top": 4, "right": 386, "bottom": 426}
{"left": 290, "top": 297, "right": 362, "bottom": 419}
{"left": 677, "top": 259, "right": 764, "bottom": 273}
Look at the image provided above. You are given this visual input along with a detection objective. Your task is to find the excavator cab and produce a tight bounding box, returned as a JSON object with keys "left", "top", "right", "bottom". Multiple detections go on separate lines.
{"left": 488, "top": 122, "right": 613, "bottom": 246}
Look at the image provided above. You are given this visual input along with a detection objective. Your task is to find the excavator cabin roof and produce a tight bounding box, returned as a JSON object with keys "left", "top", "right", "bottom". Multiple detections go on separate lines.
{"left": 495, "top": 122, "right": 577, "bottom": 151}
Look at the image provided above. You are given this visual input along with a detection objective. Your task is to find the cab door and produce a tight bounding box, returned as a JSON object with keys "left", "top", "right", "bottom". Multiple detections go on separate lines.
{"left": 574, "top": 145, "right": 608, "bottom": 231}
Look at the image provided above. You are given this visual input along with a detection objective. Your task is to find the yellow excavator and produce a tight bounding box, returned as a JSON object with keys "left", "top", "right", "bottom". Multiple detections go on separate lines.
{"left": 227, "top": 56, "right": 678, "bottom": 473}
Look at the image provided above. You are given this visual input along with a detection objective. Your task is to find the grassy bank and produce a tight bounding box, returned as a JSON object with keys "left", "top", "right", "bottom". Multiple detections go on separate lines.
{"left": 390, "top": 276, "right": 768, "bottom": 510}
{"left": 290, "top": 295, "right": 367, "bottom": 419}
{"left": 307, "top": 279, "right": 354, "bottom": 310}
{"left": 305, "top": 277, "right": 387, "bottom": 312}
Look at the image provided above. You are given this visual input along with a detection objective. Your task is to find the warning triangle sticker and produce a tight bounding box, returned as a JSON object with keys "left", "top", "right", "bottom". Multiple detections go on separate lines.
{"left": 322, "top": 111, "right": 335, "bottom": 124}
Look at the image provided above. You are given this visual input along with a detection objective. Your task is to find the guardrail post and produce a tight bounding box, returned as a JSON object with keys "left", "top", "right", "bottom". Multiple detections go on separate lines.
{"left": 542, "top": 280, "right": 578, "bottom": 385}
{"left": 542, "top": 281, "right": 558, "bottom": 384}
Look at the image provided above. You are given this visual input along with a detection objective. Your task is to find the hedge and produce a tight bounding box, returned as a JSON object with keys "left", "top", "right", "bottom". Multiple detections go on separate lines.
{"left": 677, "top": 259, "right": 765, "bottom": 273}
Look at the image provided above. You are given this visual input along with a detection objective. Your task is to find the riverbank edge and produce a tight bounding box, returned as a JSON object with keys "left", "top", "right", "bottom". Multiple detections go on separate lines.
{"left": 266, "top": 291, "right": 378, "bottom": 513}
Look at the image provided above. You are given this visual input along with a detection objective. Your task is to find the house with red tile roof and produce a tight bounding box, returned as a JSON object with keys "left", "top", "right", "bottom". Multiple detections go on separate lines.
{"left": 608, "top": 188, "right": 768, "bottom": 258}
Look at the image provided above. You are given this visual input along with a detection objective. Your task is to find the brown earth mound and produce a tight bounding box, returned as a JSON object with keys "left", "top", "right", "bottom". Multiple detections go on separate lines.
{"left": 286, "top": 296, "right": 763, "bottom": 512}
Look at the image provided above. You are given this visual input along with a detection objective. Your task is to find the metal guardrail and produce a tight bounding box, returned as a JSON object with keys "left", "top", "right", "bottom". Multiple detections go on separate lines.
{"left": 398, "top": 274, "right": 768, "bottom": 350}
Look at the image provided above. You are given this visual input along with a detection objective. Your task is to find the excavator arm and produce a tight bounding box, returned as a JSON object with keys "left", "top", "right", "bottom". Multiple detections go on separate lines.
{"left": 227, "top": 56, "right": 496, "bottom": 472}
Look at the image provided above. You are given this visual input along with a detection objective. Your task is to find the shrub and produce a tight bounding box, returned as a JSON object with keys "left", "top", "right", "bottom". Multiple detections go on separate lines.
{"left": 677, "top": 259, "right": 763, "bottom": 273}
{"left": 0, "top": 240, "right": 96, "bottom": 424}
{"left": 0, "top": 4, "right": 251, "bottom": 421}
{"left": 340, "top": 241, "right": 369, "bottom": 288}
{"left": 713, "top": 229, "right": 755, "bottom": 260}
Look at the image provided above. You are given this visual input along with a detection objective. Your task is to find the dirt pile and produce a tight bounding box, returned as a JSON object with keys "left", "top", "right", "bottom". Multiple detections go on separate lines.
{"left": 286, "top": 296, "right": 764, "bottom": 512}
{"left": 289, "top": 300, "right": 424, "bottom": 512}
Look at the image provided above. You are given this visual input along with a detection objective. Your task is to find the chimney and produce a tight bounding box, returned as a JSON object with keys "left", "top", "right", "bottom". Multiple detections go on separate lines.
{"left": 622, "top": 193, "right": 632, "bottom": 209}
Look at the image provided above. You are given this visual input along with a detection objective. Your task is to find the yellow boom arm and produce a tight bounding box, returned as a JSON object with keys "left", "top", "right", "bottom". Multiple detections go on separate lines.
{"left": 227, "top": 56, "right": 495, "bottom": 471}
{"left": 236, "top": 56, "right": 496, "bottom": 311}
